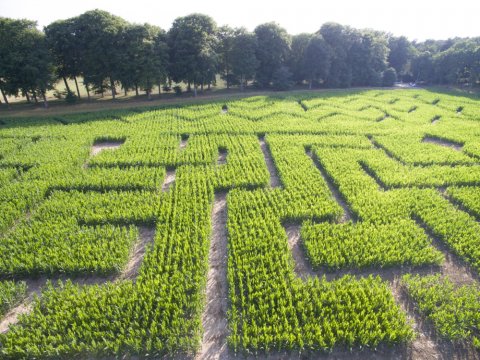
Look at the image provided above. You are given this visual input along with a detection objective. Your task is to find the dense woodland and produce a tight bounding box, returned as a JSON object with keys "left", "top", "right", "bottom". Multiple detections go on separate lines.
{"left": 0, "top": 10, "right": 479, "bottom": 107}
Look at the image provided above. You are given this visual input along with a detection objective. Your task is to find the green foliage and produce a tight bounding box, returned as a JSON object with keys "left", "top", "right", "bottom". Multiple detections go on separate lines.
{"left": 0, "top": 281, "right": 27, "bottom": 317}
{"left": 302, "top": 220, "right": 443, "bottom": 270}
{"left": 403, "top": 274, "right": 480, "bottom": 346}
{"left": 254, "top": 22, "right": 291, "bottom": 87}
{"left": 0, "top": 17, "right": 55, "bottom": 105}
{"left": 271, "top": 66, "right": 293, "bottom": 91}
{"left": 0, "top": 89, "right": 479, "bottom": 357}
{"left": 382, "top": 67, "right": 397, "bottom": 87}
{"left": 167, "top": 13, "right": 218, "bottom": 90}
{"left": 64, "top": 91, "right": 77, "bottom": 104}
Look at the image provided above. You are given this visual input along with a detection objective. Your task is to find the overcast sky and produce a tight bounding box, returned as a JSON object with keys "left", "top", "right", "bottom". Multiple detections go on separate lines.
{"left": 2, "top": 0, "right": 479, "bottom": 41}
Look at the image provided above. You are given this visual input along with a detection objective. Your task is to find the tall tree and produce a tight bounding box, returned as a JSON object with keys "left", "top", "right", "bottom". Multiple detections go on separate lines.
{"left": 217, "top": 25, "right": 235, "bottom": 88}
{"left": 254, "top": 22, "right": 291, "bottom": 87}
{"left": 118, "top": 24, "right": 168, "bottom": 99}
{"left": 303, "top": 35, "right": 332, "bottom": 89}
{"left": 44, "top": 18, "right": 82, "bottom": 98}
{"left": 319, "top": 23, "right": 353, "bottom": 87}
{"left": 75, "top": 10, "right": 128, "bottom": 99}
{"left": 387, "top": 36, "right": 413, "bottom": 81}
{"left": 349, "top": 30, "right": 389, "bottom": 87}
{"left": 0, "top": 17, "right": 55, "bottom": 107}
{"left": 288, "top": 33, "right": 313, "bottom": 84}
{"left": 411, "top": 51, "right": 434, "bottom": 83}
{"left": 168, "top": 13, "right": 218, "bottom": 96}
{"left": 230, "top": 28, "right": 258, "bottom": 91}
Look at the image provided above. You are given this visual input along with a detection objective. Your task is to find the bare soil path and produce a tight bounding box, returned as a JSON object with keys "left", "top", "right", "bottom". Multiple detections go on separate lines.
{"left": 162, "top": 170, "right": 176, "bottom": 192}
{"left": 196, "top": 192, "right": 230, "bottom": 360}
{"left": 422, "top": 136, "right": 463, "bottom": 151}
{"left": 0, "top": 225, "right": 155, "bottom": 334}
{"left": 90, "top": 141, "right": 124, "bottom": 156}
{"left": 259, "top": 136, "right": 282, "bottom": 188}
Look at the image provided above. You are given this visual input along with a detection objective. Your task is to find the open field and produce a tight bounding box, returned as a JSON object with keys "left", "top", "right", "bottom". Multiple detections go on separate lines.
{"left": 0, "top": 89, "right": 479, "bottom": 358}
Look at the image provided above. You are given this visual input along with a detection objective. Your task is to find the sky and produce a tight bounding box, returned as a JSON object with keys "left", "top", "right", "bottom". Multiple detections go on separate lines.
{"left": 1, "top": 0, "right": 480, "bottom": 41}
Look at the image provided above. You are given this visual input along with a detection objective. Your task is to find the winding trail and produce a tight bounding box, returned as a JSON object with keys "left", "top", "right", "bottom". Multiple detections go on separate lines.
{"left": 162, "top": 170, "right": 176, "bottom": 192}
{"left": 196, "top": 192, "right": 230, "bottom": 360}
{"left": 306, "top": 149, "right": 353, "bottom": 222}
{"left": 0, "top": 225, "right": 155, "bottom": 334}
{"left": 90, "top": 141, "right": 124, "bottom": 156}
{"left": 258, "top": 136, "right": 281, "bottom": 188}
{"left": 422, "top": 136, "right": 463, "bottom": 151}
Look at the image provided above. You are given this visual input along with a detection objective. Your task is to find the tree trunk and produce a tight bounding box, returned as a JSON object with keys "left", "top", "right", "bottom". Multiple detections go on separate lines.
{"left": 208, "top": 82, "right": 211, "bottom": 90}
{"left": 32, "top": 91, "right": 38, "bottom": 104}
{"left": 201, "top": 82, "right": 204, "bottom": 92}
{"left": 135, "top": 84, "right": 139, "bottom": 96}
{"left": 41, "top": 90, "right": 48, "bottom": 108}
{"left": 193, "top": 82, "right": 197, "bottom": 97}
{"left": 187, "top": 82, "right": 191, "bottom": 92}
{"left": 124, "top": 88, "right": 128, "bottom": 96}
{"left": 158, "top": 82, "right": 161, "bottom": 95}
{"left": 110, "top": 77, "right": 116, "bottom": 99}
{"left": 63, "top": 76, "right": 71, "bottom": 94}
{"left": 226, "top": 63, "right": 230, "bottom": 89}
{"left": 74, "top": 76, "right": 81, "bottom": 98}
{"left": 25, "top": 92, "right": 31, "bottom": 103}
{"left": 0, "top": 87, "right": 9, "bottom": 106}
{"left": 85, "top": 83, "right": 91, "bottom": 101}
{"left": 147, "top": 89, "right": 152, "bottom": 100}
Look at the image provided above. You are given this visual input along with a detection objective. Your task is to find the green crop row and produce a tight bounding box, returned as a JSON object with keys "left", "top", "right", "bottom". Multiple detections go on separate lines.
{"left": 302, "top": 220, "right": 443, "bottom": 271}
{"left": 0, "top": 281, "right": 27, "bottom": 318}
{"left": 402, "top": 274, "right": 480, "bottom": 349}
{"left": 0, "top": 89, "right": 479, "bottom": 358}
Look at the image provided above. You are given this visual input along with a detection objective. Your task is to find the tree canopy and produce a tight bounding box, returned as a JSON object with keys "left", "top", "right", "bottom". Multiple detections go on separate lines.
{"left": 1, "top": 11, "right": 479, "bottom": 106}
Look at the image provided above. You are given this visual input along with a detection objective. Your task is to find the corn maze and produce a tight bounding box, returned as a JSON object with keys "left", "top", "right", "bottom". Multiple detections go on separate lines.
{"left": 0, "top": 89, "right": 479, "bottom": 358}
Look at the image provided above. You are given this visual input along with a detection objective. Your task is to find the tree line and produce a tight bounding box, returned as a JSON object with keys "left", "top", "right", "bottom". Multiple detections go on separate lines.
{"left": 1, "top": 10, "right": 479, "bottom": 107}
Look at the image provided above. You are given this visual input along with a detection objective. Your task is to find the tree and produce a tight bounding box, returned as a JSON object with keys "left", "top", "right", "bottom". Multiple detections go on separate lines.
{"left": 411, "top": 51, "right": 434, "bottom": 83}
{"left": 387, "top": 36, "right": 413, "bottom": 81}
{"left": 168, "top": 13, "right": 218, "bottom": 96}
{"left": 0, "top": 17, "right": 55, "bottom": 107}
{"left": 254, "top": 22, "right": 291, "bottom": 87}
{"left": 118, "top": 24, "right": 168, "bottom": 99}
{"left": 382, "top": 67, "right": 397, "bottom": 86}
{"left": 230, "top": 28, "right": 258, "bottom": 91}
{"left": 271, "top": 65, "right": 293, "bottom": 90}
{"left": 288, "top": 33, "right": 313, "bottom": 84}
{"left": 303, "top": 35, "right": 332, "bottom": 89}
{"left": 217, "top": 25, "right": 235, "bottom": 88}
{"left": 75, "top": 10, "right": 128, "bottom": 99}
{"left": 319, "top": 23, "right": 353, "bottom": 87}
{"left": 44, "top": 18, "right": 82, "bottom": 98}
{"left": 349, "top": 30, "right": 389, "bottom": 87}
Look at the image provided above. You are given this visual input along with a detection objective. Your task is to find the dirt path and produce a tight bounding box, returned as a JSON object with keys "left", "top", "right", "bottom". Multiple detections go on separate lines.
{"left": 0, "top": 278, "right": 45, "bottom": 334}
{"left": 196, "top": 192, "right": 230, "bottom": 360}
{"left": 90, "top": 141, "right": 124, "bottom": 156}
{"left": 162, "top": 170, "right": 176, "bottom": 192}
{"left": 118, "top": 226, "right": 155, "bottom": 281}
{"left": 2, "top": 86, "right": 404, "bottom": 119}
{"left": 422, "top": 136, "right": 463, "bottom": 151}
{"left": 285, "top": 224, "right": 316, "bottom": 280}
{"left": 180, "top": 137, "right": 189, "bottom": 149}
{"left": 258, "top": 136, "right": 282, "bottom": 188}
{"left": 0, "top": 225, "right": 155, "bottom": 334}
{"left": 0, "top": 275, "right": 110, "bottom": 334}
{"left": 283, "top": 210, "right": 478, "bottom": 358}
{"left": 306, "top": 149, "right": 353, "bottom": 222}
{"left": 217, "top": 149, "right": 227, "bottom": 166}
